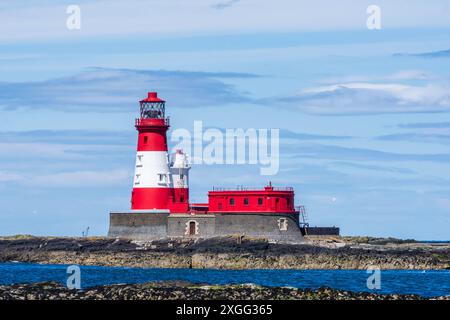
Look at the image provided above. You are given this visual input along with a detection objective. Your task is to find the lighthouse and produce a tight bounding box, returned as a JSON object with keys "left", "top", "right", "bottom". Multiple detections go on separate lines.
{"left": 109, "top": 90, "right": 337, "bottom": 242}
{"left": 131, "top": 92, "right": 170, "bottom": 210}
{"left": 131, "top": 92, "right": 190, "bottom": 212}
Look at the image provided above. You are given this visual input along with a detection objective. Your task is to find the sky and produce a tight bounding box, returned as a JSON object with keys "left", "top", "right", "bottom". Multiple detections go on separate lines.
{"left": 1, "top": 0, "right": 450, "bottom": 240}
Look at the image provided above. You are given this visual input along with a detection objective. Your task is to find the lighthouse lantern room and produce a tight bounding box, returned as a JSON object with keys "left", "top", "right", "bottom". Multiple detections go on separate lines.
{"left": 139, "top": 92, "right": 166, "bottom": 119}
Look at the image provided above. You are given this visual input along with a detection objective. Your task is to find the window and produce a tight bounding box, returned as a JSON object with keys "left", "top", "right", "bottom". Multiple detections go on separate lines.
{"left": 143, "top": 136, "right": 148, "bottom": 144}
{"left": 158, "top": 174, "right": 167, "bottom": 183}
{"left": 229, "top": 198, "right": 235, "bottom": 206}
{"left": 287, "top": 198, "right": 290, "bottom": 206}
{"left": 258, "top": 198, "right": 263, "bottom": 205}
{"left": 278, "top": 218, "right": 288, "bottom": 231}
{"left": 136, "top": 155, "right": 143, "bottom": 167}
{"left": 244, "top": 198, "right": 249, "bottom": 205}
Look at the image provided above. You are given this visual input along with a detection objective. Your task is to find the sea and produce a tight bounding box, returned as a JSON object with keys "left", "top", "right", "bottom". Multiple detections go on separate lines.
{"left": 1, "top": 263, "right": 449, "bottom": 298}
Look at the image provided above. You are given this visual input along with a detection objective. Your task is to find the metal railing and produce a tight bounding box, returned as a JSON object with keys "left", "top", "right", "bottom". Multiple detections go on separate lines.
{"left": 211, "top": 186, "right": 294, "bottom": 192}
{"left": 297, "top": 205, "right": 309, "bottom": 227}
{"left": 135, "top": 117, "right": 170, "bottom": 127}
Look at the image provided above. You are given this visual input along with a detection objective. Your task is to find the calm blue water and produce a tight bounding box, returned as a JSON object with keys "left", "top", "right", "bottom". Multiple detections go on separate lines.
{"left": 1, "top": 263, "right": 449, "bottom": 297}
{"left": 418, "top": 241, "right": 450, "bottom": 243}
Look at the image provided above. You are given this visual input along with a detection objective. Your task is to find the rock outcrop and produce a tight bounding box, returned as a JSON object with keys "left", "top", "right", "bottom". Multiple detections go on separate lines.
{"left": 0, "top": 236, "right": 449, "bottom": 270}
{"left": 1, "top": 281, "right": 449, "bottom": 300}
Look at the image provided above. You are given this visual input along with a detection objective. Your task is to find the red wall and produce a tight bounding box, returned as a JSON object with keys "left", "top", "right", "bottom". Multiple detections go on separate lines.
{"left": 207, "top": 190, "right": 295, "bottom": 213}
{"left": 135, "top": 118, "right": 169, "bottom": 152}
{"left": 169, "top": 188, "right": 190, "bottom": 213}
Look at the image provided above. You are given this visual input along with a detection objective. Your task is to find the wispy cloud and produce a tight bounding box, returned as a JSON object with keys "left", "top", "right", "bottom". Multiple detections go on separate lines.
{"left": 0, "top": 68, "right": 256, "bottom": 112}
{"left": 25, "top": 169, "right": 131, "bottom": 188}
{"left": 284, "top": 142, "right": 450, "bottom": 163}
{"left": 319, "top": 70, "right": 430, "bottom": 84}
{"left": 1, "top": 168, "right": 131, "bottom": 188}
{"left": 397, "top": 122, "right": 450, "bottom": 129}
{"left": 0, "top": 141, "right": 130, "bottom": 161}
{"left": 3, "top": 0, "right": 450, "bottom": 42}
{"left": 0, "top": 171, "right": 23, "bottom": 182}
{"left": 211, "top": 0, "right": 240, "bottom": 10}
{"left": 260, "top": 80, "right": 450, "bottom": 115}
{"left": 394, "top": 49, "right": 450, "bottom": 58}
{"left": 0, "top": 129, "right": 135, "bottom": 189}
{"left": 280, "top": 129, "right": 354, "bottom": 141}
{"left": 0, "top": 130, "right": 134, "bottom": 145}
{"left": 377, "top": 133, "right": 450, "bottom": 145}
{"left": 330, "top": 161, "right": 416, "bottom": 174}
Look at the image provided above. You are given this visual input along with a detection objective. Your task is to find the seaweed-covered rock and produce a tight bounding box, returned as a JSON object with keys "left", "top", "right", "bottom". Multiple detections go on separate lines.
{"left": 1, "top": 281, "right": 447, "bottom": 300}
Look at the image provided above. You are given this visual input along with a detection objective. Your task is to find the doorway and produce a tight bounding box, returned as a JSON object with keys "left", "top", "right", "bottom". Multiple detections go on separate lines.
{"left": 189, "top": 221, "right": 196, "bottom": 235}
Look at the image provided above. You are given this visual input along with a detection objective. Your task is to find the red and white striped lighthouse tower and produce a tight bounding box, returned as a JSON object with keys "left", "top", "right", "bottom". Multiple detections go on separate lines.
{"left": 131, "top": 92, "right": 172, "bottom": 210}
{"left": 131, "top": 92, "right": 190, "bottom": 212}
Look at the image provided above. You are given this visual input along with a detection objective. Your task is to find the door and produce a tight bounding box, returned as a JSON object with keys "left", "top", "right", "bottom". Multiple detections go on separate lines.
{"left": 189, "top": 221, "right": 196, "bottom": 235}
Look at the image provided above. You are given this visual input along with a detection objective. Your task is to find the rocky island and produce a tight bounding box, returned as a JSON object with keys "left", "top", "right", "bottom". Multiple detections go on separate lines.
{"left": 1, "top": 281, "right": 449, "bottom": 300}
{"left": 0, "top": 235, "right": 449, "bottom": 270}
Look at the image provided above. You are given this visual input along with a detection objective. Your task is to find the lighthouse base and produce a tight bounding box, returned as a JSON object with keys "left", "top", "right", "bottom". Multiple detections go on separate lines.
{"left": 108, "top": 211, "right": 169, "bottom": 241}
{"left": 108, "top": 211, "right": 306, "bottom": 243}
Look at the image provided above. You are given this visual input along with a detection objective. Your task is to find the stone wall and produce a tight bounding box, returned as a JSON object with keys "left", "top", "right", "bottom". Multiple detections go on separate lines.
{"left": 108, "top": 212, "right": 168, "bottom": 240}
{"left": 214, "top": 213, "right": 304, "bottom": 243}
{"left": 109, "top": 212, "right": 305, "bottom": 243}
{"left": 302, "top": 226, "right": 340, "bottom": 236}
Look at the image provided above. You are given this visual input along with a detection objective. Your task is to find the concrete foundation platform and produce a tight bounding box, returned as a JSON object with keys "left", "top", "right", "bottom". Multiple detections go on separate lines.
{"left": 108, "top": 211, "right": 306, "bottom": 243}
